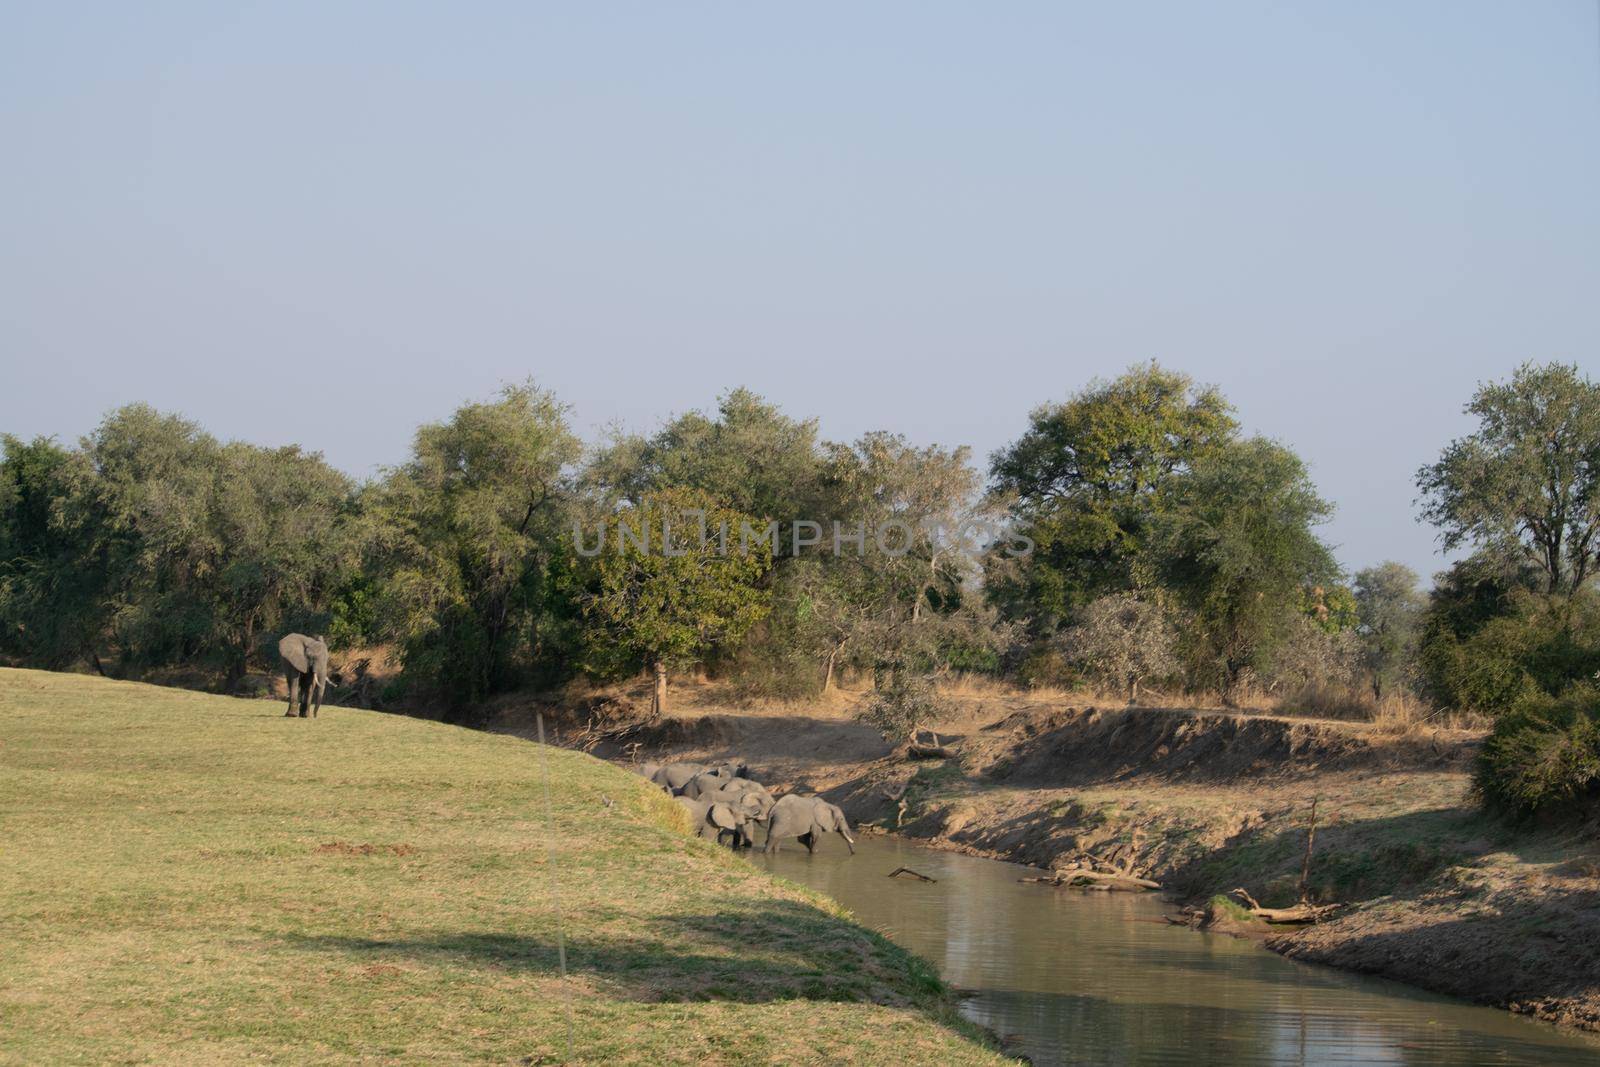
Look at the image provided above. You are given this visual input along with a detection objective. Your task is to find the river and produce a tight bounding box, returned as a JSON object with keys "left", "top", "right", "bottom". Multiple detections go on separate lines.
{"left": 747, "top": 833, "right": 1600, "bottom": 1066}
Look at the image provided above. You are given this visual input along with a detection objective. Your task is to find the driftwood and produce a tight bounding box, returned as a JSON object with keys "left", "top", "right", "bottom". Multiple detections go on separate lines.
{"left": 1021, "top": 864, "right": 1160, "bottom": 892}
{"left": 1022, "top": 832, "right": 1160, "bottom": 892}
{"left": 1231, "top": 888, "right": 1339, "bottom": 924}
{"left": 888, "top": 866, "right": 937, "bottom": 883}
{"left": 881, "top": 781, "right": 912, "bottom": 829}
{"left": 906, "top": 729, "right": 960, "bottom": 761}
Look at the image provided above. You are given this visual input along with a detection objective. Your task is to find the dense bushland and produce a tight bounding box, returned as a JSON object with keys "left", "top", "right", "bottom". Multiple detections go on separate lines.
{"left": 5, "top": 361, "right": 1599, "bottom": 816}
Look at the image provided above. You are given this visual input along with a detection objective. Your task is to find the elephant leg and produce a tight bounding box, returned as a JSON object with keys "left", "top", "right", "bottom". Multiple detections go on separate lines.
{"left": 285, "top": 673, "right": 299, "bottom": 717}
{"left": 801, "top": 830, "right": 816, "bottom": 854}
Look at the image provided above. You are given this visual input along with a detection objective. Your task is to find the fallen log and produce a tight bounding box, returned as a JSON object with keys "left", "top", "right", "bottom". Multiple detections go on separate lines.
{"left": 1057, "top": 868, "right": 1160, "bottom": 891}
{"left": 1231, "top": 888, "right": 1339, "bottom": 924}
{"left": 907, "top": 743, "right": 959, "bottom": 760}
{"left": 888, "top": 866, "right": 937, "bottom": 883}
{"left": 1020, "top": 867, "right": 1160, "bottom": 892}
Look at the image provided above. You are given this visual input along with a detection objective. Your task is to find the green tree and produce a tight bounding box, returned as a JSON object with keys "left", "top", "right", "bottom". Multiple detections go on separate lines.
{"left": 0, "top": 436, "right": 113, "bottom": 670}
{"left": 1353, "top": 562, "right": 1425, "bottom": 699}
{"left": 70, "top": 405, "right": 355, "bottom": 684}
{"left": 1154, "top": 438, "right": 1337, "bottom": 702}
{"left": 1418, "top": 362, "right": 1600, "bottom": 597}
{"left": 371, "top": 383, "right": 580, "bottom": 708}
{"left": 989, "top": 362, "right": 1237, "bottom": 628}
{"left": 814, "top": 433, "right": 1008, "bottom": 690}
{"left": 577, "top": 489, "right": 771, "bottom": 715}
{"left": 1419, "top": 555, "right": 1600, "bottom": 714}
{"left": 587, "top": 388, "right": 821, "bottom": 526}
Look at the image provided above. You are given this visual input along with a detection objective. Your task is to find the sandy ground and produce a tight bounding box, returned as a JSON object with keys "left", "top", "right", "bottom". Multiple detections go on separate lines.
{"left": 494, "top": 676, "right": 1600, "bottom": 1035}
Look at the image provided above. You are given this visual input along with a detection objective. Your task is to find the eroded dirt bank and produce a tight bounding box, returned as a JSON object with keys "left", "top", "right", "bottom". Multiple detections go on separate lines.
{"left": 501, "top": 688, "right": 1600, "bottom": 1033}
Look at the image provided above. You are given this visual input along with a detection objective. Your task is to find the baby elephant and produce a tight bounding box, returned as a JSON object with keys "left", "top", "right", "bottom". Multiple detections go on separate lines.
{"left": 675, "top": 794, "right": 762, "bottom": 848}
{"left": 763, "top": 794, "right": 855, "bottom": 855}
{"left": 279, "top": 633, "right": 336, "bottom": 718}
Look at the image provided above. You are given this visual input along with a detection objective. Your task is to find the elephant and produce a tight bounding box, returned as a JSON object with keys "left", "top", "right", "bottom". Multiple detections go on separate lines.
{"left": 762, "top": 794, "right": 855, "bottom": 855}
{"left": 279, "top": 633, "right": 336, "bottom": 718}
{"left": 651, "top": 762, "right": 706, "bottom": 794}
{"left": 635, "top": 762, "right": 662, "bottom": 781}
{"left": 699, "top": 786, "right": 773, "bottom": 845}
{"left": 682, "top": 770, "right": 769, "bottom": 800}
{"left": 675, "top": 794, "right": 759, "bottom": 848}
{"left": 708, "top": 776, "right": 770, "bottom": 799}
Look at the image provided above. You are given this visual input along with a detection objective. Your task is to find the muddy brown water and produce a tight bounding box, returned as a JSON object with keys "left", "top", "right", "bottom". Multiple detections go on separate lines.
{"left": 747, "top": 833, "right": 1600, "bottom": 1066}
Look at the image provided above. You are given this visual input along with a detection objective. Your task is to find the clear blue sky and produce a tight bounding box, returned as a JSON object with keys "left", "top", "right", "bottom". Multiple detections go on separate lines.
{"left": 3, "top": 2, "right": 1597, "bottom": 581}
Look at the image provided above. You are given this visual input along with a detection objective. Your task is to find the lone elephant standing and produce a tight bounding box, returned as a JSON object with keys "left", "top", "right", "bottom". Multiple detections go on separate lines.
{"left": 279, "top": 633, "right": 333, "bottom": 718}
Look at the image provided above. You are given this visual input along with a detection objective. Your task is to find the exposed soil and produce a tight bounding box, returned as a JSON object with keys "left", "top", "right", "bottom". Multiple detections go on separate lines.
{"left": 506, "top": 678, "right": 1600, "bottom": 1035}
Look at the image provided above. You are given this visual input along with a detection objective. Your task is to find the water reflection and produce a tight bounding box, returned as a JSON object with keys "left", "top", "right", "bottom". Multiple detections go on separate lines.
{"left": 747, "top": 834, "right": 1600, "bottom": 1066}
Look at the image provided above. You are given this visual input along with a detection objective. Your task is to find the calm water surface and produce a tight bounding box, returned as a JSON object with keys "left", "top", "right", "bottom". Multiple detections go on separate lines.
{"left": 747, "top": 834, "right": 1600, "bottom": 1066}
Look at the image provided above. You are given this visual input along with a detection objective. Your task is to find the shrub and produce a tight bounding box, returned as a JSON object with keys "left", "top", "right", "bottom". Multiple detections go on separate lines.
{"left": 858, "top": 670, "right": 950, "bottom": 741}
{"left": 1055, "top": 593, "right": 1180, "bottom": 701}
{"left": 1476, "top": 685, "right": 1600, "bottom": 819}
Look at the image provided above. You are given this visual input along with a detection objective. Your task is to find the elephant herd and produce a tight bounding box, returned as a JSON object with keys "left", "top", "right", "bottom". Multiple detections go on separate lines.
{"left": 635, "top": 760, "right": 856, "bottom": 856}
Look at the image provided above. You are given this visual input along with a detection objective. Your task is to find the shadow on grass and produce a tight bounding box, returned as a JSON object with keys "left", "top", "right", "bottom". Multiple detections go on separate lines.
{"left": 285, "top": 898, "right": 927, "bottom": 1004}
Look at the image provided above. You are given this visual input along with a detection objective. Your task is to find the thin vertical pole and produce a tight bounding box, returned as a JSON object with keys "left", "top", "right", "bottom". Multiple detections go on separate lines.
{"left": 536, "top": 712, "right": 575, "bottom": 1061}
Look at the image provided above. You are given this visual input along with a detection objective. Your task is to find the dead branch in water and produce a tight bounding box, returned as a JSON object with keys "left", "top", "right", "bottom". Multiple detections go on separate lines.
{"left": 888, "top": 867, "right": 937, "bottom": 883}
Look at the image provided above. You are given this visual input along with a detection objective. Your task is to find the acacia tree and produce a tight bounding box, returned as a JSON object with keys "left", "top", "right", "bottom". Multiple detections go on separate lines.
{"left": 1154, "top": 438, "right": 1337, "bottom": 703}
{"left": 989, "top": 362, "right": 1237, "bottom": 629}
{"left": 815, "top": 433, "right": 1009, "bottom": 687}
{"left": 371, "top": 383, "right": 580, "bottom": 706}
{"left": 1353, "top": 562, "right": 1425, "bottom": 699}
{"left": 1418, "top": 362, "right": 1600, "bottom": 597}
{"left": 578, "top": 489, "right": 771, "bottom": 715}
{"left": 1056, "top": 593, "right": 1179, "bottom": 701}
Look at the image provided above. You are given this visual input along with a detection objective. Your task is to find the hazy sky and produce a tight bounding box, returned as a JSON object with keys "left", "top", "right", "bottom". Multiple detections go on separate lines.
{"left": 3, "top": 2, "right": 1597, "bottom": 580}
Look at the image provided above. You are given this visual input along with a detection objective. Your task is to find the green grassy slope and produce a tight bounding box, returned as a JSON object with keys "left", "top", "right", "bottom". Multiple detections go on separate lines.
{"left": 0, "top": 669, "right": 1006, "bottom": 1065}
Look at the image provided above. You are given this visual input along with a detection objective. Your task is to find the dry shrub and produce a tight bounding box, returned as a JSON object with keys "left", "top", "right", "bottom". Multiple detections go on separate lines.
{"left": 1275, "top": 682, "right": 1377, "bottom": 722}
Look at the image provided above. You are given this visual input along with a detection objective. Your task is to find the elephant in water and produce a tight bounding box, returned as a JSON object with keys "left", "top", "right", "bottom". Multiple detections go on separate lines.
{"left": 762, "top": 794, "right": 855, "bottom": 855}
{"left": 698, "top": 786, "right": 774, "bottom": 846}
{"left": 279, "top": 633, "right": 334, "bottom": 718}
{"left": 675, "top": 794, "right": 762, "bottom": 848}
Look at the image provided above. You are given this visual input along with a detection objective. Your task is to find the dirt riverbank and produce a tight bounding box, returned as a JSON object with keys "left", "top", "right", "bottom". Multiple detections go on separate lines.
{"left": 493, "top": 679, "right": 1600, "bottom": 1034}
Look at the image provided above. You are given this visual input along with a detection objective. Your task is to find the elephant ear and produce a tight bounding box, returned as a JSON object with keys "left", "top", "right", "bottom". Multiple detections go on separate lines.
{"left": 815, "top": 804, "right": 840, "bottom": 831}
{"left": 709, "top": 803, "right": 739, "bottom": 830}
{"left": 278, "top": 634, "right": 310, "bottom": 674}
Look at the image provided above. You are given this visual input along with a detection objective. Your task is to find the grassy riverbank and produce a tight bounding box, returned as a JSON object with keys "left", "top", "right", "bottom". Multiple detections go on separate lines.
{"left": 0, "top": 669, "right": 1008, "bottom": 1064}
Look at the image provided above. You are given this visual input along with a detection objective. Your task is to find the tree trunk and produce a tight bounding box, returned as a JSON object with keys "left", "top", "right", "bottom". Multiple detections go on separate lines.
{"left": 823, "top": 642, "right": 842, "bottom": 692}
{"left": 651, "top": 661, "right": 668, "bottom": 717}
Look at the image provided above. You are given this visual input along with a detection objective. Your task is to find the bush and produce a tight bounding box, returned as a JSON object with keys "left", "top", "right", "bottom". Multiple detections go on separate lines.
{"left": 857, "top": 670, "right": 950, "bottom": 741}
{"left": 1055, "top": 593, "right": 1180, "bottom": 700}
{"left": 1476, "top": 685, "right": 1600, "bottom": 819}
